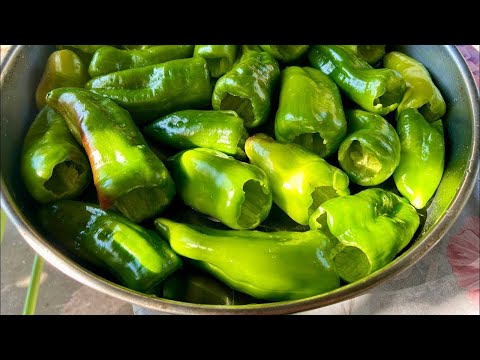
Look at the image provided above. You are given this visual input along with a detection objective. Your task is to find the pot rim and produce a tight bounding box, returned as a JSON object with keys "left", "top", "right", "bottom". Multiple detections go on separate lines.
{"left": 1, "top": 45, "right": 479, "bottom": 314}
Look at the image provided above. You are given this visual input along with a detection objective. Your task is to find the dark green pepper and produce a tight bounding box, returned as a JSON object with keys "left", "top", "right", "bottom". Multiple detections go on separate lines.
{"left": 162, "top": 269, "right": 256, "bottom": 305}
{"left": 46, "top": 88, "right": 176, "bottom": 223}
{"left": 274, "top": 66, "right": 347, "bottom": 158}
{"left": 259, "top": 45, "right": 309, "bottom": 63}
{"left": 193, "top": 45, "right": 237, "bottom": 78}
{"left": 245, "top": 134, "right": 350, "bottom": 225}
{"left": 393, "top": 109, "right": 445, "bottom": 209}
{"left": 89, "top": 45, "right": 195, "bottom": 77}
{"left": 86, "top": 57, "right": 212, "bottom": 124}
{"left": 35, "top": 49, "right": 88, "bottom": 109}
{"left": 39, "top": 200, "right": 182, "bottom": 293}
{"left": 339, "top": 45, "right": 386, "bottom": 65}
{"left": 143, "top": 110, "right": 248, "bottom": 158}
{"left": 168, "top": 147, "right": 272, "bottom": 230}
{"left": 21, "top": 106, "right": 91, "bottom": 204}
{"left": 309, "top": 188, "right": 420, "bottom": 283}
{"left": 212, "top": 51, "right": 280, "bottom": 128}
{"left": 308, "top": 45, "right": 406, "bottom": 115}
{"left": 154, "top": 218, "right": 340, "bottom": 301}
{"left": 384, "top": 51, "right": 446, "bottom": 122}
{"left": 337, "top": 109, "right": 401, "bottom": 186}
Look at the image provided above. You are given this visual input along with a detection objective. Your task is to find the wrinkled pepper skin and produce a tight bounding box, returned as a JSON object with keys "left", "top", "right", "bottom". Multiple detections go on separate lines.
{"left": 274, "top": 66, "right": 347, "bottom": 158}
{"left": 193, "top": 45, "right": 237, "bottom": 78}
{"left": 309, "top": 188, "right": 419, "bottom": 283}
{"left": 154, "top": 218, "right": 340, "bottom": 301}
{"left": 143, "top": 110, "right": 249, "bottom": 158}
{"left": 21, "top": 106, "right": 91, "bottom": 204}
{"left": 86, "top": 57, "right": 212, "bottom": 124}
{"left": 308, "top": 45, "right": 406, "bottom": 115}
{"left": 245, "top": 134, "right": 350, "bottom": 225}
{"left": 259, "top": 45, "right": 309, "bottom": 63}
{"left": 393, "top": 109, "right": 445, "bottom": 209}
{"left": 384, "top": 51, "right": 446, "bottom": 122}
{"left": 46, "top": 88, "right": 176, "bottom": 223}
{"left": 339, "top": 45, "right": 386, "bottom": 65}
{"left": 338, "top": 109, "right": 401, "bottom": 186}
{"left": 212, "top": 51, "right": 280, "bottom": 128}
{"left": 39, "top": 200, "right": 182, "bottom": 293}
{"left": 89, "top": 45, "right": 195, "bottom": 77}
{"left": 167, "top": 148, "right": 272, "bottom": 230}
{"left": 35, "top": 50, "right": 88, "bottom": 109}
{"left": 162, "top": 269, "right": 255, "bottom": 305}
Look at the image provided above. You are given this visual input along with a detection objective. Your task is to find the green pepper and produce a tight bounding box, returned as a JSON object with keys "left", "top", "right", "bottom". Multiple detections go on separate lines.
{"left": 259, "top": 45, "right": 309, "bottom": 63}
{"left": 193, "top": 45, "right": 237, "bottom": 78}
{"left": 122, "top": 45, "right": 156, "bottom": 50}
{"left": 39, "top": 200, "right": 182, "bottom": 293}
{"left": 86, "top": 57, "right": 212, "bottom": 124}
{"left": 393, "top": 109, "right": 445, "bottom": 209}
{"left": 162, "top": 269, "right": 256, "bottom": 305}
{"left": 339, "top": 45, "right": 386, "bottom": 65}
{"left": 337, "top": 109, "right": 401, "bottom": 186}
{"left": 309, "top": 188, "right": 420, "bottom": 283}
{"left": 383, "top": 51, "right": 446, "bottom": 122}
{"left": 57, "top": 45, "right": 111, "bottom": 63}
{"left": 154, "top": 218, "right": 340, "bottom": 301}
{"left": 308, "top": 45, "right": 406, "bottom": 115}
{"left": 245, "top": 134, "right": 350, "bottom": 225}
{"left": 143, "top": 110, "right": 248, "bottom": 158}
{"left": 212, "top": 51, "right": 280, "bottom": 128}
{"left": 89, "top": 45, "right": 195, "bottom": 77}
{"left": 46, "top": 88, "right": 176, "bottom": 223}
{"left": 21, "top": 106, "right": 91, "bottom": 204}
{"left": 274, "top": 66, "right": 347, "bottom": 158}
{"left": 167, "top": 147, "right": 272, "bottom": 230}
{"left": 35, "top": 50, "right": 88, "bottom": 109}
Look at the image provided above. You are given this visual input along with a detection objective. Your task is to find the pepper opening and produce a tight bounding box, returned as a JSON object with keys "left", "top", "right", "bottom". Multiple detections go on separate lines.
{"left": 333, "top": 246, "right": 370, "bottom": 283}
{"left": 309, "top": 186, "right": 338, "bottom": 217}
{"left": 292, "top": 133, "right": 327, "bottom": 157}
{"left": 418, "top": 102, "right": 435, "bottom": 121}
{"left": 342, "top": 140, "right": 382, "bottom": 180}
{"left": 44, "top": 160, "right": 84, "bottom": 196}
{"left": 114, "top": 186, "right": 172, "bottom": 223}
{"left": 220, "top": 94, "right": 255, "bottom": 127}
{"left": 206, "top": 57, "right": 228, "bottom": 78}
{"left": 237, "top": 180, "right": 269, "bottom": 229}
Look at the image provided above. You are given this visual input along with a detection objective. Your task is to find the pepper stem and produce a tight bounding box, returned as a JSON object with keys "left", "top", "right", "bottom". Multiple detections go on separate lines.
{"left": 22, "top": 255, "right": 44, "bottom": 315}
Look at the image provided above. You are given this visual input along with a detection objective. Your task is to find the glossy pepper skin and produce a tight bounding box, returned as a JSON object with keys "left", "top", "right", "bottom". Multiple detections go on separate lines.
{"left": 154, "top": 218, "right": 340, "bottom": 301}
{"left": 39, "top": 200, "right": 182, "bottom": 293}
{"left": 57, "top": 45, "right": 111, "bottom": 63}
{"left": 384, "top": 51, "right": 446, "bottom": 122}
{"left": 21, "top": 106, "right": 91, "bottom": 204}
{"left": 274, "top": 66, "right": 347, "bottom": 158}
{"left": 259, "top": 45, "right": 309, "bottom": 63}
{"left": 309, "top": 188, "right": 419, "bottom": 283}
{"left": 338, "top": 109, "right": 401, "bottom": 186}
{"left": 393, "top": 109, "right": 445, "bottom": 209}
{"left": 143, "top": 110, "right": 249, "bottom": 158}
{"left": 212, "top": 51, "right": 280, "bottom": 128}
{"left": 35, "top": 50, "right": 88, "bottom": 109}
{"left": 339, "top": 45, "right": 386, "bottom": 65}
{"left": 46, "top": 88, "right": 176, "bottom": 223}
{"left": 162, "top": 269, "right": 255, "bottom": 305}
{"left": 86, "top": 57, "right": 212, "bottom": 124}
{"left": 308, "top": 45, "right": 406, "bottom": 115}
{"left": 89, "top": 45, "right": 195, "bottom": 77}
{"left": 167, "top": 148, "right": 272, "bottom": 230}
{"left": 193, "top": 45, "right": 237, "bottom": 78}
{"left": 245, "top": 134, "right": 350, "bottom": 225}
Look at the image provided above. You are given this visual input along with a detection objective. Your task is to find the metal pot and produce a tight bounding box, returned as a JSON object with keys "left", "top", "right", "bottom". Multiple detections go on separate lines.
{"left": 1, "top": 45, "right": 478, "bottom": 314}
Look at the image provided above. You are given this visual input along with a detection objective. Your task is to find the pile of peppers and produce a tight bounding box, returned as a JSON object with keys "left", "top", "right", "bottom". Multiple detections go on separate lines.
{"left": 23, "top": 44, "right": 447, "bottom": 305}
